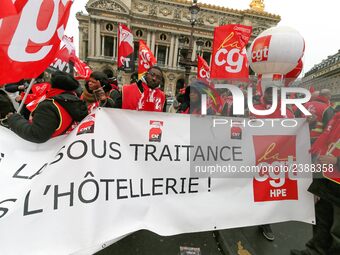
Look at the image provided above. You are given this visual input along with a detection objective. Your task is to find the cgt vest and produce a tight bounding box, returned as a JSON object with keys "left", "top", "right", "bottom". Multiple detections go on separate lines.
{"left": 50, "top": 100, "right": 74, "bottom": 137}
{"left": 122, "top": 83, "right": 165, "bottom": 112}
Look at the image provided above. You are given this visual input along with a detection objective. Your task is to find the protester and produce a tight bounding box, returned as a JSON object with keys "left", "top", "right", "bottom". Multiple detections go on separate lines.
{"left": 81, "top": 71, "right": 117, "bottom": 112}
{"left": 102, "top": 69, "right": 121, "bottom": 105}
{"left": 115, "top": 66, "right": 166, "bottom": 112}
{"left": 302, "top": 89, "right": 334, "bottom": 144}
{"left": 5, "top": 71, "right": 88, "bottom": 143}
{"left": 291, "top": 106, "right": 340, "bottom": 255}
{"left": 0, "top": 90, "right": 15, "bottom": 121}
{"left": 176, "top": 80, "right": 216, "bottom": 115}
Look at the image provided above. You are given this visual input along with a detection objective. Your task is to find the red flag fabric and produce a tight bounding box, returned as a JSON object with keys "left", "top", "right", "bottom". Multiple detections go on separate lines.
{"left": 210, "top": 24, "right": 252, "bottom": 80}
{"left": 0, "top": 0, "right": 18, "bottom": 18}
{"left": 138, "top": 40, "right": 157, "bottom": 79}
{"left": 117, "top": 23, "right": 134, "bottom": 70}
{"left": 284, "top": 59, "right": 303, "bottom": 87}
{"left": 50, "top": 35, "right": 75, "bottom": 73}
{"left": 197, "top": 55, "right": 211, "bottom": 83}
{"left": 0, "top": 0, "right": 73, "bottom": 86}
{"left": 0, "top": 0, "right": 27, "bottom": 18}
{"left": 73, "top": 59, "right": 92, "bottom": 80}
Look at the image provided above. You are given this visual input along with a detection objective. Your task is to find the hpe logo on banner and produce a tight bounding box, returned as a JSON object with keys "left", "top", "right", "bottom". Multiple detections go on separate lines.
{"left": 201, "top": 84, "right": 312, "bottom": 117}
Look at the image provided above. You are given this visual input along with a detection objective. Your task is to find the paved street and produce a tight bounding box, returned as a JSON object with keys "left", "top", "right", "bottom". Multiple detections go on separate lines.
{"left": 97, "top": 221, "right": 312, "bottom": 255}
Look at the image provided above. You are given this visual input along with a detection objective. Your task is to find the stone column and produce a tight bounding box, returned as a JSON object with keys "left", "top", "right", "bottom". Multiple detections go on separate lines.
{"left": 173, "top": 35, "right": 179, "bottom": 68}
{"left": 151, "top": 31, "right": 156, "bottom": 53}
{"left": 79, "top": 27, "right": 84, "bottom": 59}
{"left": 95, "top": 20, "right": 101, "bottom": 57}
{"left": 89, "top": 19, "right": 95, "bottom": 57}
{"left": 146, "top": 30, "right": 151, "bottom": 47}
{"left": 155, "top": 45, "right": 158, "bottom": 60}
{"left": 168, "top": 34, "right": 175, "bottom": 68}
{"left": 165, "top": 46, "right": 169, "bottom": 67}
{"left": 101, "top": 36, "right": 105, "bottom": 56}
{"left": 113, "top": 37, "right": 117, "bottom": 59}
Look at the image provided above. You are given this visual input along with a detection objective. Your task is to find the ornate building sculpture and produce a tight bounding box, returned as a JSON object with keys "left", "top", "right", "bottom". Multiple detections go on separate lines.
{"left": 301, "top": 50, "right": 340, "bottom": 102}
{"left": 249, "top": 0, "right": 265, "bottom": 12}
{"left": 76, "top": 0, "right": 280, "bottom": 95}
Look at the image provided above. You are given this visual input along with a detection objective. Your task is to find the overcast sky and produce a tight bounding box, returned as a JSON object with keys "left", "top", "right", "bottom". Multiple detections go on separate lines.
{"left": 66, "top": 0, "right": 340, "bottom": 74}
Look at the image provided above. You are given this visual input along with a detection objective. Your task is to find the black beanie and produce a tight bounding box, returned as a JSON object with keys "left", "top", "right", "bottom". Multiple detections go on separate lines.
{"left": 51, "top": 71, "right": 79, "bottom": 91}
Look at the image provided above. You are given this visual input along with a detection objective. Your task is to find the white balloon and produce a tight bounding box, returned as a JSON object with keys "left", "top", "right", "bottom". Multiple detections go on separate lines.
{"left": 248, "top": 26, "right": 305, "bottom": 79}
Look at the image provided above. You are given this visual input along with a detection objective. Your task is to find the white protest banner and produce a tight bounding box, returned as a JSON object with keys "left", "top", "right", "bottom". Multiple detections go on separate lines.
{"left": 0, "top": 108, "right": 315, "bottom": 254}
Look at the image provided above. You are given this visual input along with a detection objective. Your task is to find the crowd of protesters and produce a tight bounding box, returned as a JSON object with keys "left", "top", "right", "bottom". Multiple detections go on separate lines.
{"left": 0, "top": 66, "right": 339, "bottom": 255}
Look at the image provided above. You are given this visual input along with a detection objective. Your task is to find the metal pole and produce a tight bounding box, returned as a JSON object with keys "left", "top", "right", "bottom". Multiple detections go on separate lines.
{"left": 17, "top": 78, "right": 35, "bottom": 114}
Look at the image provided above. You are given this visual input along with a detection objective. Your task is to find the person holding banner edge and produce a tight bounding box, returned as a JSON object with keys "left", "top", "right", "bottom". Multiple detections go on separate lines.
{"left": 4, "top": 71, "right": 88, "bottom": 143}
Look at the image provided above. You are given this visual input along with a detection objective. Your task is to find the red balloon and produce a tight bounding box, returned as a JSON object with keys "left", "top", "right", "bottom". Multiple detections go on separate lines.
{"left": 284, "top": 59, "right": 303, "bottom": 86}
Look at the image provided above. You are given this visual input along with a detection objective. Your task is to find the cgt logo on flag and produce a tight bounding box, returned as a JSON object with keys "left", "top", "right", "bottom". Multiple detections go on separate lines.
{"left": 149, "top": 120, "right": 163, "bottom": 142}
{"left": 252, "top": 136, "right": 298, "bottom": 202}
{"left": 251, "top": 35, "right": 271, "bottom": 62}
{"left": 77, "top": 114, "right": 95, "bottom": 135}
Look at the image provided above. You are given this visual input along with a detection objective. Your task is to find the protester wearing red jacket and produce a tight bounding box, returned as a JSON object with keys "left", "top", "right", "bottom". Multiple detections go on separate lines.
{"left": 116, "top": 66, "right": 166, "bottom": 112}
{"left": 303, "top": 89, "right": 334, "bottom": 143}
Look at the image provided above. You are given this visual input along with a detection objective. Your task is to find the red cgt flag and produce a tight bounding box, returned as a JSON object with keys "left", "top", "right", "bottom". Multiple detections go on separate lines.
{"left": 117, "top": 23, "right": 134, "bottom": 70}
{"left": 211, "top": 24, "right": 252, "bottom": 80}
{"left": 138, "top": 40, "right": 156, "bottom": 79}
{"left": 197, "top": 55, "right": 210, "bottom": 83}
{"left": 0, "top": 0, "right": 73, "bottom": 86}
{"left": 0, "top": 0, "right": 27, "bottom": 18}
{"left": 50, "top": 35, "right": 76, "bottom": 73}
{"left": 73, "top": 59, "right": 92, "bottom": 80}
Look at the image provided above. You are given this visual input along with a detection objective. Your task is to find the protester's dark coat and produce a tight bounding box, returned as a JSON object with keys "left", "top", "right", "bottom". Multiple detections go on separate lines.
{"left": 8, "top": 92, "right": 87, "bottom": 143}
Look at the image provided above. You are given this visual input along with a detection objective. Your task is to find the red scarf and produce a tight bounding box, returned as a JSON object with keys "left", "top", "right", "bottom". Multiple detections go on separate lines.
{"left": 27, "top": 87, "right": 67, "bottom": 112}
{"left": 137, "top": 82, "right": 164, "bottom": 112}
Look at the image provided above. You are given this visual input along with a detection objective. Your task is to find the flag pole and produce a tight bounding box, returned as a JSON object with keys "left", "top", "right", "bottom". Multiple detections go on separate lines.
{"left": 17, "top": 78, "right": 35, "bottom": 114}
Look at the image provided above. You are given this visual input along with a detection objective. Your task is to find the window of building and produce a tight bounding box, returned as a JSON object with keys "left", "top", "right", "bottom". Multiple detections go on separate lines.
{"left": 157, "top": 45, "right": 167, "bottom": 65}
{"left": 106, "top": 23, "right": 113, "bottom": 31}
{"left": 205, "top": 40, "right": 212, "bottom": 48}
{"left": 104, "top": 36, "right": 114, "bottom": 57}
{"left": 203, "top": 51, "right": 211, "bottom": 65}
{"left": 160, "top": 33, "right": 167, "bottom": 41}
{"left": 136, "top": 30, "right": 143, "bottom": 37}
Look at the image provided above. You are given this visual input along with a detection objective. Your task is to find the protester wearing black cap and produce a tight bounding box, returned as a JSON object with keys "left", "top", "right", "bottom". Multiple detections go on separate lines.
{"left": 5, "top": 71, "right": 88, "bottom": 143}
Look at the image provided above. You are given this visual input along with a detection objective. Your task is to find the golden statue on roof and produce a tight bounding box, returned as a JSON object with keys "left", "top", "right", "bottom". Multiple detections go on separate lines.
{"left": 250, "top": 0, "right": 265, "bottom": 12}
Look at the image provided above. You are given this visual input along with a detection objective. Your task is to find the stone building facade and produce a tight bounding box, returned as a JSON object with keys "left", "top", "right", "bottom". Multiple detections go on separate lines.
{"left": 76, "top": 0, "right": 280, "bottom": 95}
{"left": 301, "top": 50, "right": 340, "bottom": 102}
